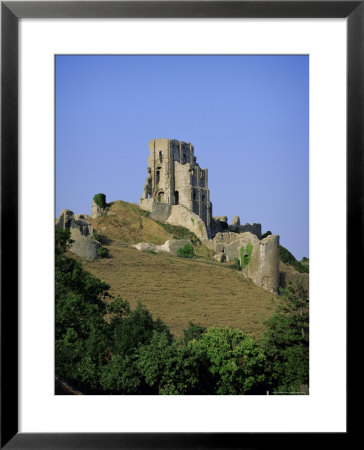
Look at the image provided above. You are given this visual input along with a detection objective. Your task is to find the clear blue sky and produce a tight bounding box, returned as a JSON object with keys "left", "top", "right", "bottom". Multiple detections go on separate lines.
{"left": 56, "top": 55, "right": 309, "bottom": 260}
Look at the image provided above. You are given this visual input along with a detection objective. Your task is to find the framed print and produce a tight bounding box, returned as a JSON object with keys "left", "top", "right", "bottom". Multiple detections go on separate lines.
{"left": 1, "top": 1, "right": 358, "bottom": 448}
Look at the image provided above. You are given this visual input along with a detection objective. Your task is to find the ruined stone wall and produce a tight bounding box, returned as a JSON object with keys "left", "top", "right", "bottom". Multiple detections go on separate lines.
{"left": 56, "top": 210, "right": 100, "bottom": 261}
{"left": 206, "top": 230, "right": 279, "bottom": 292}
{"left": 139, "top": 198, "right": 154, "bottom": 213}
{"left": 150, "top": 203, "right": 172, "bottom": 223}
{"left": 206, "top": 231, "right": 241, "bottom": 251}
{"left": 92, "top": 200, "right": 104, "bottom": 218}
{"left": 146, "top": 138, "right": 173, "bottom": 204}
{"left": 174, "top": 160, "right": 193, "bottom": 210}
{"left": 223, "top": 232, "right": 280, "bottom": 293}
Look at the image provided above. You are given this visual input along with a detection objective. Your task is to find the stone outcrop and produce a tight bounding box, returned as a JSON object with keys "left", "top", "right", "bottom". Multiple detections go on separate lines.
{"left": 133, "top": 239, "right": 191, "bottom": 256}
{"left": 56, "top": 209, "right": 100, "bottom": 261}
{"left": 160, "top": 239, "right": 192, "bottom": 254}
{"left": 232, "top": 215, "right": 240, "bottom": 225}
{"left": 132, "top": 242, "right": 157, "bottom": 253}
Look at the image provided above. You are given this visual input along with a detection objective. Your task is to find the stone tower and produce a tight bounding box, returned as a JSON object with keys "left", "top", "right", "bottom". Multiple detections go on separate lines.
{"left": 139, "top": 138, "right": 212, "bottom": 229}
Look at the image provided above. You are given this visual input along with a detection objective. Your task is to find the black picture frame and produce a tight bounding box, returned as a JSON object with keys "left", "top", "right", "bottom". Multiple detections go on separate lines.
{"left": 1, "top": 1, "right": 357, "bottom": 448}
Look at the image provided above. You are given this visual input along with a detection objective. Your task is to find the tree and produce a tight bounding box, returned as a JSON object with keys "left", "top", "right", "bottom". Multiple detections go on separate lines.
{"left": 182, "top": 321, "right": 206, "bottom": 344}
{"left": 55, "top": 227, "right": 72, "bottom": 259}
{"left": 137, "top": 331, "right": 204, "bottom": 394}
{"left": 190, "top": 327, "right": 267, "bottom": 394}
{"left": 112, "top": 301, "right": 172, "bottom": 357}
{"left": 55, "top": 227, "right": 112, "bottom": 391}
{"left": 263, "top": 277, "right": 309, "bottom": 393}
{"left": 100, "top": 353, "right": 143, "bottom": 394}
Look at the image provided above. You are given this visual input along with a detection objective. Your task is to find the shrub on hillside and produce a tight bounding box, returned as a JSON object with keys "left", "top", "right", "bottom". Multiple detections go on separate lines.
{"left": 97, "top": 246, "right": 108, "bottom": 258}
{"left": 279, "top": 245, "right": 309, "bottom": 274}
{"left": 177, "top": 243, "right": 194, "bottom": 258}
{"left": 93, "top": 193, "right": 107, "bottom": 209}
{"left": 300, "top": 257, "right": 309, "bottom": 271}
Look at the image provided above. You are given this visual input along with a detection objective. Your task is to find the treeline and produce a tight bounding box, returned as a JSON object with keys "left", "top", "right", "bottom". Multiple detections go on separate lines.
{"left": 56, "top": 228, "right": 309, "bottom": 395}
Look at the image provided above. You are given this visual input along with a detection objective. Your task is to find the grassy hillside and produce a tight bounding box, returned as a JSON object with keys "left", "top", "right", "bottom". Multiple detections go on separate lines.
{"left": 90, "top": 200, "right": 173, "bottom": 244}
{"left": 73, "top": 200, "right": 283, "bottom": 339}
{"left": 82, "top": 243, "right": 280, "bottom": 340}
{"left": 90, "top": 200, "right": 212, "bottom": 258}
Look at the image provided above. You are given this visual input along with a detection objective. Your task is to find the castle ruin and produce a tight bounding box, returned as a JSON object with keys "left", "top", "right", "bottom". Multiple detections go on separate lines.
{"left": 139, "top": 138, "right": 281, "bottom": 293}
{"left": 55, "top": 137, "right": 282, "bottom": 293}
{"left": 140, "top": 138, "right": 212, "bottom": 230}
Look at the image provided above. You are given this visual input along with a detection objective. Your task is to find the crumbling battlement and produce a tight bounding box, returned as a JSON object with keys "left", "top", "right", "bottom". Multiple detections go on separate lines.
{"left": 211, "top": 215, "right": 262, "bottom": 239}
{"left": 228, "top": 223, "right": 262, "bottom": 238}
